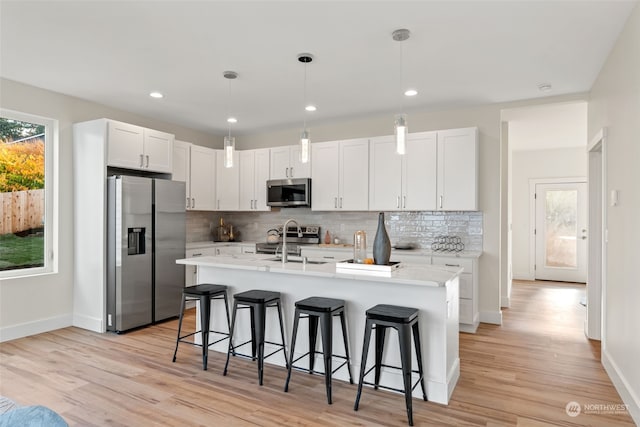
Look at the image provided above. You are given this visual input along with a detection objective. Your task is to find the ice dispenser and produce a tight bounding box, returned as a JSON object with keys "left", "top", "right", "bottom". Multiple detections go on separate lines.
{"left": 128, "top": 227, "right": 146, "bottom": 255}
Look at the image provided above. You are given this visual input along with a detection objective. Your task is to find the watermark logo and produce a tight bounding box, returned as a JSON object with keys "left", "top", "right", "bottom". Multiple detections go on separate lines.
{"left": 565, "top": 401, "right": 629, "bottom": 417}
{"left": 565, "top": 401, "right": 581, "bottom": 417}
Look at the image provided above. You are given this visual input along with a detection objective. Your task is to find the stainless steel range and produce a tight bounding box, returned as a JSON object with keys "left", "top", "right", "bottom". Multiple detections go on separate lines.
{"left": 255, "top": 225, "right": 321, "bottom": 255}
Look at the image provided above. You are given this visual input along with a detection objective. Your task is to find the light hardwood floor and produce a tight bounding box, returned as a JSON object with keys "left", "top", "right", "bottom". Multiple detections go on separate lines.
{"left": 0, "top": 281, "right": 635, "bottom": 426}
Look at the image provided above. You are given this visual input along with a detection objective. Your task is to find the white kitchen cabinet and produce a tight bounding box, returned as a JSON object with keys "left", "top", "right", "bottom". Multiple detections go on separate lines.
{"left": 270, "top": 145, "right": 311, "bottom": 179}
{"left": 189, "top": 145, "right": 217, "bottom": 211}
{"left": 432, "top": 255, "right": 478, "bottom": 332}
{"left": 107, "top": 120, "right": 173, "bottom": 173}
{"left": 436, "top": 127, "right": 478, "bottom": 211}
{"left": 172, "top": 140, "right": 191, "bottom": 209}
{"left": 215, "top": 150, "right": 239, "bottom": 210}
{"left": 369, "top": 132, "right": 437, "bottom": 211}
{"left": 239, "top": 149, "right": 271, "bottom": 211}
{"left": 311, "top": 138, "right": 369, "bottom": 211}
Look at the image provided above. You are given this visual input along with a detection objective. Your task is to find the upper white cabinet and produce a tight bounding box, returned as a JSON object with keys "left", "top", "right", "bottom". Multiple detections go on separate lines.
{"left": 189, "top": 145, "right": 217, "bottom": 211}
{"left": 369, "top": 132, "right": 437, "bottom": 211}
{"left": 172, "top": 140, "right": 192, "bottom": 209}
{"left": 239, "top": 149, "right": 271, "bottom": 211}
{"left": 437, "top": 127, "right": 478, "bottom": 211}
{"left": 107, "top": 120, "right": 173, "bottom": 173}
{"left": 270, "top": 145, "right": 311, "bottom": 179}
{"left": 311, "top": 138, "right": 369, "bottom": 211}
{"left": 215, "top": 150, "right": 240, "bottom": 210}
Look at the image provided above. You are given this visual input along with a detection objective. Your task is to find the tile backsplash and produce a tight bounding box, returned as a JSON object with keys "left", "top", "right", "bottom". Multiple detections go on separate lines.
{"left": 187, "top": 209, "right": 483, "bottom": 251}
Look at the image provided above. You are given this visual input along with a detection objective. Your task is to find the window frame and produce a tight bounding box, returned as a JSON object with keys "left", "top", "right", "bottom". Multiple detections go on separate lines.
{"left": 0, "top": 108, "right": 58, "bottom": 279}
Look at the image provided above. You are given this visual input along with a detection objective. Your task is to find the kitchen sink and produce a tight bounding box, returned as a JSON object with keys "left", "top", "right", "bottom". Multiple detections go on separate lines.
{"left": 265, "top": 256, "right": 328, "bottom": 265}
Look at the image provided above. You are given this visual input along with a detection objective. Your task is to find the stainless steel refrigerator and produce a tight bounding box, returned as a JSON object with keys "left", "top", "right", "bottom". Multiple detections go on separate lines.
{"left": 106, "top": 175, "right": 186, "bottom": 333}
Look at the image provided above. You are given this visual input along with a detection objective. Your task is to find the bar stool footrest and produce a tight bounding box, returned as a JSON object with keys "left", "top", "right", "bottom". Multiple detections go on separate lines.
{"left": 360, "top": 364, "right": 426, "bottom": 395}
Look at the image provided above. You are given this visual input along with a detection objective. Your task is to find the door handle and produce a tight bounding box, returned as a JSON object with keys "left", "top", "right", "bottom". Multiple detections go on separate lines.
{"left": 285, "top": 167, "right": 289, "bottom": 178}
{"left": 290, "top": 167, "right": 294, "bottom": 177}
{"left": 581, "top": 236, "right": 587, "bottom": 240}
{"left": 397, "top": 196, "right": 400, "bottom": 209}
{"left": 139, "top": 154, "right": 144, "bottom": 167}
{"left": 191, "top": 198, "right": 195, "bottom": 208}
{"left": 403, "top": 195, "right": 406, "bottom": 209}
{"left": 186, "top": 197, "right": 190, "bottom": 209}
{"left": 145, "top": 155, "right": 149, "bottom": 168}
{"left": 439, "top": 195, "right": 443, "bottom": 209}
{"left": 339, "top": 197, "right": 342, "bottom": 208}
{"left": 334, "top": 197, "right": 337, "bottom": 208}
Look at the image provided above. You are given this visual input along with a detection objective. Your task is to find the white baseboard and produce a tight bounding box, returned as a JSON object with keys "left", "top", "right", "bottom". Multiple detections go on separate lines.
{"left": 0, "top": 314, "right": 72, "bottom": 343}
{"left": 513, "top": 271, "right": 534, "bottom": 281}
{"left": 479, "top": 310, "right": 503, "bottom": 325}
{"left": 501, "top": 296, "right": 511, "bottom": 308}
{"left": 72, "top": 313, "right": 104, "bottom": 333}
{"left": 602, "top": 348, "right": 640, "bottom": 425}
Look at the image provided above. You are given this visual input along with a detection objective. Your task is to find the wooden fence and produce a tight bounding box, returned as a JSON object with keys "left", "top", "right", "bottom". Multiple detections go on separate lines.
{"left": 0, "top": 189, "right": 45, "bottom": 235}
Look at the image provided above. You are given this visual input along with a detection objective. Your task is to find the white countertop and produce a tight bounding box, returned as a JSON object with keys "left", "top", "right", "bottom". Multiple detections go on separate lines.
{"left": 177, "top": 253, "right": 462, "bottom": 288}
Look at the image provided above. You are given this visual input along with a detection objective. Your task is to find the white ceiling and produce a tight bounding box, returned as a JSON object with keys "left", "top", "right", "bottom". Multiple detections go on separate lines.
{"left": 1, "top": 1, "right": 636, "bottom": 136}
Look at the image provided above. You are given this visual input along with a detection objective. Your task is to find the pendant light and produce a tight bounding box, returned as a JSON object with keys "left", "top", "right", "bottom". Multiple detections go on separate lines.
{"left": 392, "top": 29, "right": 410, "bottom": 155}
{"left": 223, "top": 70, "right": 238, "bottom": 168}
{"left": 298, "top": 53, "right": 313, "bottom": 164}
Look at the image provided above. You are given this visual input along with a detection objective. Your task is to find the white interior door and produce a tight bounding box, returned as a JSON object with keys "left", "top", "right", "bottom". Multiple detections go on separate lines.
{"left": 535, "top": 182, "right": 587, "bottom": 282}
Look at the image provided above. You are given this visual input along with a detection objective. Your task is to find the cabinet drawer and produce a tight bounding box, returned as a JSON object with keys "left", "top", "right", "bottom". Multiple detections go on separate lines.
{"left": 459, "top": 298, "right": 473, "bottom": 324}
{"left": 459, "top": 273, "right": 473, "bottom": 299}
{"left": 432, "top": 256, "right": 473, "bottom": 273}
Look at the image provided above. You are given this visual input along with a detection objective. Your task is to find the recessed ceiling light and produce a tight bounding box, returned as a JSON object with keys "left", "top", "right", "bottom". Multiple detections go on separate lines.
{"left": 538, "top": 83, "right": 552, "bottom": 92}
{"left": 404, "top": 89, "right": 418, "bottom": 97}
{"left": 149, "top": 91, "right": 164, "bottom": 99}
{"left": 305, "top": 105, "right": 317, "bottom": 112}
{"left": 227, "top": 117, "right": 237, "bottom": 124}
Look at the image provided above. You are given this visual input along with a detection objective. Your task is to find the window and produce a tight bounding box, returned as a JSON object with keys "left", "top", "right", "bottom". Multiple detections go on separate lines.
{"left": 0, "top": 109, "right": 57, "bottom": 277}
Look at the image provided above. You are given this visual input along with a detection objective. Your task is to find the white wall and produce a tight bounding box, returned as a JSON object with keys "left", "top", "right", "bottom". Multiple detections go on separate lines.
{"left": 511, "top": 147, "right": 587, "bottom": 280}
{"left": 0, "top": 78, "right": 220, "bottom": 341}
{"left": 588, "top": 3, "right": 640, "bottom": 424}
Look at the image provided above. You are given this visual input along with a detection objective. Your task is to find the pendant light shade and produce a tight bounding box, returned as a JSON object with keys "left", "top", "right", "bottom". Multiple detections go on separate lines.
{"left": 392, "top": 29, "right": 410, "bottom": 155}
{"left": 300, "top": 129, "right": 310, "bottom": 163}
{"left": 298, "top": 53, "right": 313, "bottom": 164}
{"left": 394, "top": 114, "right": 407, "bottom": 155}
{"left": 223, "top": 70, "right": 238, "bottom": 168}
{"left": 224, "top": 135, "right": 235, "bottom": 168}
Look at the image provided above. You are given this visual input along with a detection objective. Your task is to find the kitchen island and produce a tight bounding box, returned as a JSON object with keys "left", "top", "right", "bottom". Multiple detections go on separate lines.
{"left": 177, "top": 254, "right": 461, "bottom": 404}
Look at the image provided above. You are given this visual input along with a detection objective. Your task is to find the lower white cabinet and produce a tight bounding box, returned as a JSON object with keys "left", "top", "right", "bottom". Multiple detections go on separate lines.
{"left": 185, "top": 247, "right": 218, "bottom": 286}
{"left": 431, "top": 256, "right": 478, "bottom": 332}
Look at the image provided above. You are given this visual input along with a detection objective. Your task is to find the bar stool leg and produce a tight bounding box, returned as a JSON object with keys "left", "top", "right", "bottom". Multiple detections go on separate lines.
{"left": 172, "top": 293, "right": 187, "bottom": 363}
{"left": 249, "top": 306, "right": 257, "bottom": 360}
{"left": 276, "top": 300, "right": 289, "bottom": 368}
{"left": 339, "top": 311, "right": 354, "bottom": 384}
{"left": 354, "top": 318, "right": 373, "bottom": 411}
{"left": 284, "top": 307, "right": 301, "bottom": 393}
{"left": 199, "top": 295, "right": 212, "bottom": 370}
{"left": 374, "top": 325, "right": 387, "bottom": 390}
{"left": 319, "top": 312, "right": 334, "bottom": 404}
{"left": 254, "top": 303, "right": 267, "bottom": 385}
{"left": 308, "top": 315, "right": 319, "bottom": 373}
{"left": 412, "top": 322, "right": 427, "bottom": 400}
{"left": 223, "top": 299, "right": 239, "bottom": 376}
{"left": 398, "top": 324, "right": 414, "bottom": 426}
{"left": 222, "top": 292, "right": 233, "bottom": 355}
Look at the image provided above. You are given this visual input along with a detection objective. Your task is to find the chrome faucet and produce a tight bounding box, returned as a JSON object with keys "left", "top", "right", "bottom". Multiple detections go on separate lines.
{"left": 281, "top": 218, "right": 302, "bottom": 264}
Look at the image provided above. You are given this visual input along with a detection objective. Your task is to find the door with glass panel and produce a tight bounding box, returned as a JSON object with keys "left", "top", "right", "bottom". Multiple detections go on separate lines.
{"left": 535, "top": 182, "right": 587, "bottom": 283}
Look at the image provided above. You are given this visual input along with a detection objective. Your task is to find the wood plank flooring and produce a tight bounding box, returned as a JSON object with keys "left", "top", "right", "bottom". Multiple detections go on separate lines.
{"left": 0, "top": 280, "right": 635, "bottom": 426}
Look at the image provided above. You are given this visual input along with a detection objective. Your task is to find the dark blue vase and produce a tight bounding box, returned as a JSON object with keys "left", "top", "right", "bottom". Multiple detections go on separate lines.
{"left": 373, "top": 212, "right": 391, "bottom": 265}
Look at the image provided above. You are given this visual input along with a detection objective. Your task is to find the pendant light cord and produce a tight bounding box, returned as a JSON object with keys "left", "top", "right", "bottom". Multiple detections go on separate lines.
{"left": 399, "top": 39, "right": 404, "bottom": 115}
{"left": 303, "top": 61, "right": 308, "bottom": 130}
{"left": 227, "top": 78, "right": 232, "bottom": 139}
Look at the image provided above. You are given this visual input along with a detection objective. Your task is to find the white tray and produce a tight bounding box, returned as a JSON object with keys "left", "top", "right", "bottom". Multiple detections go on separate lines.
{"left": 335, "top": 260, "right": 401, "bottom": 277}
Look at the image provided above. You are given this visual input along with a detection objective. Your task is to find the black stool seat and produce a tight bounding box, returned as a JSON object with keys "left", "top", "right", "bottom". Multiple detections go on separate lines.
{"left": 295, "top": 296, "right": 345, "bottom": 312}
{"left": 224, "top": 289, "right": 288, "bottom": 386}
{"left": 366, "top": 304, "right": 419, "bottom": 323}
{"left": 234, "top": 289, "right": 281, "bottom": 304}
{"left": 183, "top": 284, "right": 228, "bottom": 296}
{"left": 284, "top": 296, "right": 353, "bottom": 404}
{"left": 354, "top": 304, "right": 427, "bottom": 426}
{"left": 172, "top": 283, "right": 231, "bottom": 371}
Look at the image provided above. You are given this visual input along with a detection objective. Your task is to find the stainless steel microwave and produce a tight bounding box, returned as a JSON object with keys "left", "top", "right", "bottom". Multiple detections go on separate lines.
{"left": 266, "top": 178, "right": 311, "bottom": 207}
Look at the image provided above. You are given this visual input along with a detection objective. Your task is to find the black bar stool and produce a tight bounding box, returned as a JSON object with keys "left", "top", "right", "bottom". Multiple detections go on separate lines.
{"left": 172, "top": 284, "right": 231, "bottom": 371}
{"left": 354, "top": 304, "right": 427, "bottom": 426}
{"left": 284, "top": 297, "right": 353, "bottom": 404}
{"left": 223, "top": 290, "right": 288, "bottom": 385}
